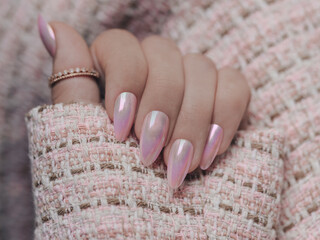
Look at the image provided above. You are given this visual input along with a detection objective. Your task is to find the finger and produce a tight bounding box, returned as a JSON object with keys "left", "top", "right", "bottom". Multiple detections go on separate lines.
{"left": 38, "top": 15, "right": 100, "bottom": 104}
{"left": 90, "top": 29, "right": 147, "bottom": 141}
{"left": 214, "top": 67, "right": 251, "bottom": 155}
{"left": 199, "top": 69, "right": 251, "bottom": 170}
{"left": 164, "top": 54, "right": 217, "bottom": 189}
{"left": 136, "top": 36, "right": 184, "bottom": 166}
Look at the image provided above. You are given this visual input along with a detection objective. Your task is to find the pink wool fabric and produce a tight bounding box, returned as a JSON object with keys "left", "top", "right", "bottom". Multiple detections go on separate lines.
{"left": 0, "top": 0, "right": 317, "bottom": 239}
{"left": 26, "top": 103, "right": 284, "bottom": 239}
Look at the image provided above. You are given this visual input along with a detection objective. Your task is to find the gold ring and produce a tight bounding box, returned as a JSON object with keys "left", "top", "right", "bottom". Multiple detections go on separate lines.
{"left": 48, "top": 68, "right": 100, "bottom": 87}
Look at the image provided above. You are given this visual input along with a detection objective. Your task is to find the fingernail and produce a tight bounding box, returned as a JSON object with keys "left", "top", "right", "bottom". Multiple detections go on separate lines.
{"left": 38, "top": 14, "right": 56, "bottom": 57}
{"left": 113, "top": 92, "right": 137, "bottom": 142}
{"left": 167, "top": 139, "right": 193, "bottom": 189}
{"left": 140, "top": 111, "right": 169, "bottom": 166}
{"left": 200, "top": 124, "right": 223, "bottom": 170}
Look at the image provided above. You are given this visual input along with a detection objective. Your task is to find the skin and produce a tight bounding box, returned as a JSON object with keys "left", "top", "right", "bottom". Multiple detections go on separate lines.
{"left": 51, "top": 22, "right": 100, "bottom": 104}
{"left": 163, "top": 53, "right": 218, "bottom": 172}
{"left": 49, "top": 22, "right": 251, "bottom": 182}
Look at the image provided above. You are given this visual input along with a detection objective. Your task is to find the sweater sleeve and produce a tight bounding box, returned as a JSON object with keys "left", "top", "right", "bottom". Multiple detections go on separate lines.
{"left": 26, "top": 102, "right": 284, "bottom": 240}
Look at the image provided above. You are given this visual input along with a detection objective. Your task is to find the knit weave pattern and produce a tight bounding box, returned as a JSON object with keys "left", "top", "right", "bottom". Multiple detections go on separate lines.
{"left": 26, "top": 103, "right": 284, "bottom": 239}
{"left": 0, "top": 0, "right": 319, "bottom": 239}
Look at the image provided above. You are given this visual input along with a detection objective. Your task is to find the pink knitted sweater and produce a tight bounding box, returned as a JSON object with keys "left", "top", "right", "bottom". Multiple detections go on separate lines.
{"left": 22, "top": 0, "right": 320, "bottom": 239}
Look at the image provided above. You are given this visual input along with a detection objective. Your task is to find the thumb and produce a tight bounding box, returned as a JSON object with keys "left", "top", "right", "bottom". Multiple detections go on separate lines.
{"left": 38, "top": 15, "right": 100, "bottom": 104}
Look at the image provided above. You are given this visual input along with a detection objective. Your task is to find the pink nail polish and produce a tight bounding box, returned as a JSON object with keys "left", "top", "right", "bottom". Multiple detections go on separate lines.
{"left": 113, "top": 92, "right": 137, "bottom": 142}
{"left": 200, "top": 124, "right": 223, "bottom": 170}
{"left": 140, "top": 111, "right": 169, "bottom": 166}
{"left": 167, "top": 139, "right": 193, "bottom": 189}
{"left": 38, "top": 14, "right": 56, "bottom": 57}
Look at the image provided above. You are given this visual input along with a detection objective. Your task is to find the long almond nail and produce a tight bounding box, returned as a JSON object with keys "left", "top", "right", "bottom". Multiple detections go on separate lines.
{"left": 200, "top": 124, "right": 223, "bottom": 170}
{"left": 167, "top": 139, "right": 193, "bottom": 189}
{"left": 38, "top": 14, "right": 56, "bottom": 57}
{"left": 140, "top": 111, "right": 169, "bottom": 166}
{"left": 113, "top": 92, "right": 137, "bottom": 141}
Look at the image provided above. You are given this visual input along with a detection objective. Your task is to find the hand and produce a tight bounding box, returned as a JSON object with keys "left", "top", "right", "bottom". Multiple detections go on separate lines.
{"left": 38, "top": 16, "right": 250, "bottom": 189}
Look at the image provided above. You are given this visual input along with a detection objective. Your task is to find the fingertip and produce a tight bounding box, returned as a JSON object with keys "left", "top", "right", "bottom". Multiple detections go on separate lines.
{"left": 199, "top": 124, "right": 223, "bottom": 170}
{"left": 167, "top": 139, "right": 193, "bottom": 189}
{"left": 113, "top": 92, "right": 137, "bottom": 142}
{"left": 38, "top": 14, "right": 56, "bottom": 57}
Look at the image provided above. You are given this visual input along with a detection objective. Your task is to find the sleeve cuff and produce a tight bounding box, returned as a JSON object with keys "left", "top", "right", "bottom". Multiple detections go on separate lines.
{"left": 26, "top": 103, "right": 284, "bottom": 239}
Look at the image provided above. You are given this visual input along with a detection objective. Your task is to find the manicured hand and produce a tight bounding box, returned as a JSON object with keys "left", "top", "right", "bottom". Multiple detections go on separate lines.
{"left": 38, "top": 16, "right": 250, "bottom": 189}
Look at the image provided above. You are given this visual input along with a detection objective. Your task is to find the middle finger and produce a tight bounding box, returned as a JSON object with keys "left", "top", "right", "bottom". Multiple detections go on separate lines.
{"left": 164, "top": 53, "right": 218, "bottom": 189}
{"left": 135, "top": 36, "right": 185, "bottom": 166}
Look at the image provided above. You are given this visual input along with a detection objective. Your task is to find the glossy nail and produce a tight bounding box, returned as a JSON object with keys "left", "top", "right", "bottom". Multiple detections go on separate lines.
{"left": 140, "top": 111, "right": 169, "bottom": 166}
{"left": 113, "top": 92, "right": 137, "bottom": 141}
{"left": 200, "top": 124, "right": 223, "bottom": 170}
{"left": 38, "top": 14, "right": 56, "bottom": 57}
{"left": 167, "top": 139, "right": 193, "bottom": 189}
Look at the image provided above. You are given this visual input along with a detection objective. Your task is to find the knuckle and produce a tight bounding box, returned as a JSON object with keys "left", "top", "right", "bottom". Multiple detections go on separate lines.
{"left": 90, "top": 28, "right": 147, "bottom": 79}
{"left": 183, "top": 53, "right": 203, "bottom": 63}
{"left": 184, "top": 53, "right": 217, "bottom": 71}
{"left": 91, "top": 29, "right": 136, "bottom": 48}
{"left": 100, "top": 28, "right": 134, "bottom": 41}
{"left": 142, "top": 35, "right": 180, "bottom": 53}
{"left": 219, "top": 67, "right": 246, "bottom": 86}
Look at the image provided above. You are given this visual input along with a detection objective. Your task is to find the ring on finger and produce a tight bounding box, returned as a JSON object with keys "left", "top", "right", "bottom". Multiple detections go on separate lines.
{"left": 48, "top": 67, "right": 100, "bottom": 87}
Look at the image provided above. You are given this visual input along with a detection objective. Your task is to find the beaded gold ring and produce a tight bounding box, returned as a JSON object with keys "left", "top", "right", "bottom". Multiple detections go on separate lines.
{"left": 48, "top": 68, "right": 100, "bottom": 87}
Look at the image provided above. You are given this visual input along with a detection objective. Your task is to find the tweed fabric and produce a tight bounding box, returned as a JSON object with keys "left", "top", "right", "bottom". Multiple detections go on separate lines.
{"left": 0, "top": 0, "right": 318, "bottom": 239}
{"left": 26, "top": 103, "right": 284, "bottom": 239}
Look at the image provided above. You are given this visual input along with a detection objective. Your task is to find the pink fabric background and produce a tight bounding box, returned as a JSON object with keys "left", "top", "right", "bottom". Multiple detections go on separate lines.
{"left": 1, "top": 0, "right": 320, "bottom": 239}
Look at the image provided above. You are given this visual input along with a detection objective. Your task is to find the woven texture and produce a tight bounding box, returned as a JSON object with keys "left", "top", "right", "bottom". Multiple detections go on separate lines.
{"left": 26, "top": 103, "right": 284, "bottom": 239}
{"left": 0, "top": 0, "right": 319, "bottom": 239}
